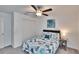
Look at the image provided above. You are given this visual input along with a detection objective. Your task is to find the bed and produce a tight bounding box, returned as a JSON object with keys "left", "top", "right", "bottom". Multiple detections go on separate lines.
{"left": 22, "top": 30, "right": 61, "bottom": 54}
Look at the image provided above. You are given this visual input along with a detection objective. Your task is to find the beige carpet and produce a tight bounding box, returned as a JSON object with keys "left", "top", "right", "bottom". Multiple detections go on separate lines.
{"left": 0, "top": 47, "right": 79, "bottom": 54}
{"left": 0, "top": 47, "right": 25, "bottom": 54}
{"left": 56, "top": 48, "right": 79, "bottom": 54}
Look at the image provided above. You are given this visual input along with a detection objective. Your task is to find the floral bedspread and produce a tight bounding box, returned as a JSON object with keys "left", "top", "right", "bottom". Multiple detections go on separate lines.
{"left": 22, "top": 37, "right": 59, "bottom": 54}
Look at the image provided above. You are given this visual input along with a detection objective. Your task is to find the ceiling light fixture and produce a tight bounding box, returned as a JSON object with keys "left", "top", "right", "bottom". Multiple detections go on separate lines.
{"left": 36, "top": 10, "right": 42, "bottom": 16}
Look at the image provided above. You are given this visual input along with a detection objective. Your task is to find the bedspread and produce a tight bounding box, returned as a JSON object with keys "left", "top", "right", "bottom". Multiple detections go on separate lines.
{"left": 22, "top": 38, "right": 59, "bottom": 54}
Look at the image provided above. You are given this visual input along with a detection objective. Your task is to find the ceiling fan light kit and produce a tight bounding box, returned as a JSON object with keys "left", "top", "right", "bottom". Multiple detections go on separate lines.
{"left": 30, "top": 5, "right": 52, "bottom": 16}
{"left": 36, "top": 10, "right": 42, "bottom": 16}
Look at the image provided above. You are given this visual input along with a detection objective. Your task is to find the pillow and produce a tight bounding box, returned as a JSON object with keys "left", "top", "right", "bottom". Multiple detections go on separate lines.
{"left": 44, "top": 34, "right": 52, "bottom": 39}
{"left": 45, "top": 35, "right": 49, "bottom": 39}
{"left": 43, "top": 32, "right": 52, "bottom": 39}
{"left": 51, "top": 33, "right": 59, "bottom": 40}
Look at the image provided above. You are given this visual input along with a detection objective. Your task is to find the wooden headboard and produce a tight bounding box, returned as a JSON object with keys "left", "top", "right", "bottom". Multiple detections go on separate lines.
{"left": 43, "top": 30, "right": 61, "bottom": 39}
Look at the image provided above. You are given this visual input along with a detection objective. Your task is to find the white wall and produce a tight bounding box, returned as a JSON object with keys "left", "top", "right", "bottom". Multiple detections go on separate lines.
{"left": 35, "top": 16, "right": 59, "bottom": 35}
{"left": 35, "top": 13, "right": 79, "bottom": 50}
{"left": 55, "top": 14, "right": 79, "bottom": 50}
{"left": 13, "top": 12, "right": 38, "bottom": 48}
{"left": 77, "top": 13, "right": 79, "bottom": 49}
{"left": 0, "top": 12, "right": 11, "bottom": 48}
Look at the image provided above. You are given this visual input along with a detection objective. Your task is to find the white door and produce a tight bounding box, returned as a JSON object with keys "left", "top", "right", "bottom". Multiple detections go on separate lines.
{"left": 0, "top": 18, "right": 4, "bottom": 48}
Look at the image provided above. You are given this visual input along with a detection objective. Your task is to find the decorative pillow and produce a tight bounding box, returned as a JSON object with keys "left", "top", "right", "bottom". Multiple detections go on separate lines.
{"left": 45, "top": 35, "right": 50, "bottom": 39}
{"left": 44, "top": 34, "right": 52, "bottom": 39}
{"left": 43, "top": 32, "right": 52, "bottom": 40}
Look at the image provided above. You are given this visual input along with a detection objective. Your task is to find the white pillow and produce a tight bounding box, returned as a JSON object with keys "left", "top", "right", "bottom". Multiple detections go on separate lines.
{"left": 51, "top": 33, "right": 59, "bottom": 40}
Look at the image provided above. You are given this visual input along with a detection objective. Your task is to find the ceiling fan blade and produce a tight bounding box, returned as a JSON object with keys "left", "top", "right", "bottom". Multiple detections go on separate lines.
{"left": 42, "top": 8, "right": 52, "bottom": 12}
{"left": 31, "top": 5, "right": 37, "bottom": 11}
{"left": 42, "top": 13, "right": 48, "bottom": 16}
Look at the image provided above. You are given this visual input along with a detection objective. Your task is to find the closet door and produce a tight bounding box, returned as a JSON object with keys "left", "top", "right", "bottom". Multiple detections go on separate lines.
{"left": 0, "top": 18, "right": 4, "bottom": 48}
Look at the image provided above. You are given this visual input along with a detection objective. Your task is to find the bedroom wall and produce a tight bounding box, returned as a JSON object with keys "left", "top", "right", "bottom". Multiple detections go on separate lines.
{"left": 55, "top": 14, "right": 79, "bottom": 50}
{"left": 35, "top": 12, "right": 79, "bottom": 50}
{"left": 0, "top": 12, "right": 11, "bottom": 48}
{"left": 35, "top": 16, "right": 59, "bottom": 35}
{"left": 13, "top": 12, "right": 38, "bottom": 48}
{"left": 77, "top": 13, "right": 79, "bottom": 49}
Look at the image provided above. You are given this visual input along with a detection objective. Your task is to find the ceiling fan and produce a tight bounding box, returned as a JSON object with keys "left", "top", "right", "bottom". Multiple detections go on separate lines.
{"left": 29, "top": 5, "right": 52, "bottom": 16}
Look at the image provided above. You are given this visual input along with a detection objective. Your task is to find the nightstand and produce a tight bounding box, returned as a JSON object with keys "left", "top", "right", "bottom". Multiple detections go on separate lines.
{"left": 59, "top": 39, "right": 67, "bottom": 50}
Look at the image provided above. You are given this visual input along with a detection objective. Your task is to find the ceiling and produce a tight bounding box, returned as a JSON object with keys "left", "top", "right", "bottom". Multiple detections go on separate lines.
{"left": 0, "top": 5, "right": 79, "bottom": 16}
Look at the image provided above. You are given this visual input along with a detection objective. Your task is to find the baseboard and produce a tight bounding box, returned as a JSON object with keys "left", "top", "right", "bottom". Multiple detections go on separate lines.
{"left": 4, "top": 45, "right": 12, "bottom": 48}
{"left": 0, "top": 45, "right": 12, "bottom": 49}
{"left": 12, "top": 44, "right": 21, "bottom": 48}
{"left": 67, "top": 47, "right": 79, "bottom": 52}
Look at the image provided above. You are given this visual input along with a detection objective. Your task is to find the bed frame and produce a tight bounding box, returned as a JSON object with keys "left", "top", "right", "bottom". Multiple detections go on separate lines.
{"left": 43, "top": 30, "right": 61, "bottom": 39}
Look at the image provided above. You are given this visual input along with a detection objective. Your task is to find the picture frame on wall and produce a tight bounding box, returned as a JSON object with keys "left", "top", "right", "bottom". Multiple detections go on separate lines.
{"left": 47, "top": 19, "right": 55, "bottom": 28}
